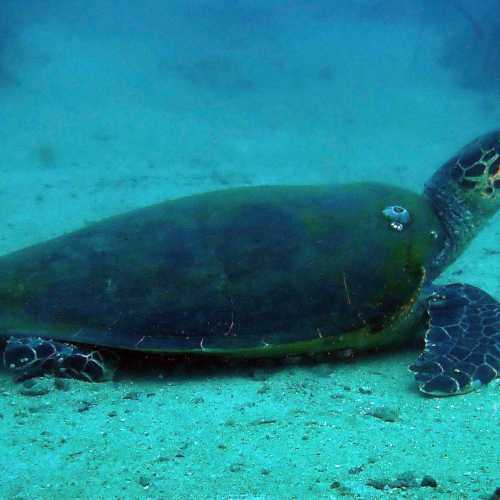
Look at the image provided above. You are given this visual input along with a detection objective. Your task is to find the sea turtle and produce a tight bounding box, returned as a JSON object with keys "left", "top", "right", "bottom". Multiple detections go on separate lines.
{"left": 0, "top": 131, "right": 499, "bottom": 396}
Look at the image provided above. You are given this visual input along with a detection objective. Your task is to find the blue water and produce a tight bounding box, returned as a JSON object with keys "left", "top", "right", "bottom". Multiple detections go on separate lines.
{"left": 1, "top": 1, "right": 499, "bottom": 498}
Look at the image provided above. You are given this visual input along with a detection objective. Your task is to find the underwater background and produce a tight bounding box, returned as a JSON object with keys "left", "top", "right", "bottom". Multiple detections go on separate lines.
{"left": 0, "top": 1, "right": 499, "bottom": 498}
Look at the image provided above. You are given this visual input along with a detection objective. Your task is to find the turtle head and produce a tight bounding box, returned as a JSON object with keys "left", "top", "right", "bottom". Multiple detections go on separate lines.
{"left": 449, "top": 133, "right": 500, "bottom": 213}
{"left": 424, "top": 130, "right": 500, "bottom": 268}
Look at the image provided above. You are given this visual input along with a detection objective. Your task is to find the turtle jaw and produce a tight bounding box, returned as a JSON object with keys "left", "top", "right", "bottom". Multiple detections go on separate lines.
{"left": 424, "top": 130, "right": 500, "bottom": 274}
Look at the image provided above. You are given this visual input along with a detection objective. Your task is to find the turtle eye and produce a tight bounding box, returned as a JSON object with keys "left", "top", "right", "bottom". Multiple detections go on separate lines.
{"left": 382, "top": 205, "right": 411, "bottom": 231}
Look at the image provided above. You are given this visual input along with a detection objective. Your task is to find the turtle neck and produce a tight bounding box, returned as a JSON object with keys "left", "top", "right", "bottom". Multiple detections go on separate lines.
{"left": 424, "top": 167, "right": 491, "bottom": 276}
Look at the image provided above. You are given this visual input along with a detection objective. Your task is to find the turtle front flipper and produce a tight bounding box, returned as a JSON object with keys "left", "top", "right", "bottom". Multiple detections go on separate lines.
{"left": 410, "top": 284, "right": 499, "bottom": 396}
{"left": 2, "top": 337, "right": 109, "bottom": 382}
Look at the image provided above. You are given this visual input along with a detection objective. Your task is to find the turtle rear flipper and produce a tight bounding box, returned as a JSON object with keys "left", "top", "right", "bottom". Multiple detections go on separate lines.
{"left": 2, "top": 337, "right": 109, "bottom": 382}
{"left": 410, "top": 284, "right": 499, "bottom": 396}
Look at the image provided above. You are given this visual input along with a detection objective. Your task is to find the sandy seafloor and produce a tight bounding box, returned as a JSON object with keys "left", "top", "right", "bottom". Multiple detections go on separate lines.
{"left": 0, "top": 3, "right": 499, "bottom": 499}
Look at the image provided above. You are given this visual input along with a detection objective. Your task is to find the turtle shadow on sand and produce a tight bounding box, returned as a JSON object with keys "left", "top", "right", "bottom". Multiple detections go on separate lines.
{"left": 100, "top": 347, "right": 388, "bottom": 384}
